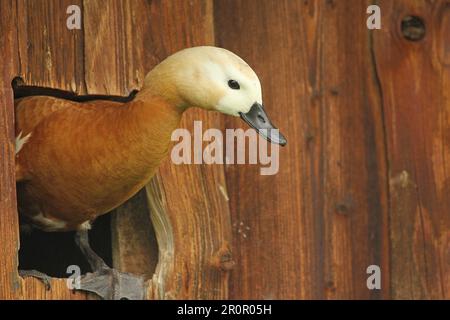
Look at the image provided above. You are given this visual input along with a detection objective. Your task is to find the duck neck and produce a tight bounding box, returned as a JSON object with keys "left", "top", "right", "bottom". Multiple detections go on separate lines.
{"left": 141, "top": 65, "right": 189, "bottom": 110}
{"left": 123, "top": 88, "right": 184, "bottom": 172}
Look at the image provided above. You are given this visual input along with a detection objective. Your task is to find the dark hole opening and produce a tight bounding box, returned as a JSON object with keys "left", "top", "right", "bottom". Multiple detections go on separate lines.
{"left": 12, "top": 77, "right": 139, "bottom": 102}
{"left": 12, "top": 77, "right": 155, "bottom": 279}
{"left": 18, "top": 214, "right": 112, "bottom": 277}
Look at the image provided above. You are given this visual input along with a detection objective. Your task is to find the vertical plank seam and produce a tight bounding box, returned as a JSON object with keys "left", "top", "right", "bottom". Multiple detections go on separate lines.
{"left": 436, "top": 5, "right": 449, "bottom": 288}
{"left": 412, "top": 164, "right": 431, "bottom": 297}
{"left": 15, "top": 0, "right": 22, "bottom": 77}
{"left": 438, "top": 71, "right": 447, "bottom": 297}
{"left": 317, "top": 4, "right": 326, "bottom": 299}
{"left": 211, "top": 0, "right": 234, "bottom": 299}
{"left": 80, "top": 0, "right": 88, "bottom": 94}
{"left": 11, "top": 0, "right": 21, "bottom": 293}
{"left": 368, "top": 13, "right": 392, "bottom": 299}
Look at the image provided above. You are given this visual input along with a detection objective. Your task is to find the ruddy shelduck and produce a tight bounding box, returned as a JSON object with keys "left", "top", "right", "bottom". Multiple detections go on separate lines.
{"left": 15, "top": 46, "right": 286, "bottom": 298}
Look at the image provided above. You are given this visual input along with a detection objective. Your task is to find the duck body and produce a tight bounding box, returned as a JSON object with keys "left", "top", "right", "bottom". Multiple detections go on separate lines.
{"left": 16, "top": 90, "right": 182, "bottom": 231}
{"left": 15, "top": 46, "right": 286, "bottom": 233}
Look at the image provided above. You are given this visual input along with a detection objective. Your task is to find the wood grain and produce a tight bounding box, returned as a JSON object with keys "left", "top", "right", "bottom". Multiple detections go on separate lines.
{"left": 214, "top": 0, "right": 390, "bottom": 299}
{"left": 373, "top": 0, "right": 449, "bottom": 299}
{"left": 0, "top": 1, "right": 20, "bottom": 300}
{"left": 111, "top": 188, "right": 158, "bottom": 280}
{"left": 15, "top": 0, "right": 86, "bottom": 93}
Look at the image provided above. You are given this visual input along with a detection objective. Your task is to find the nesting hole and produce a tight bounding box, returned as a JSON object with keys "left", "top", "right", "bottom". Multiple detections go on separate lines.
{"left": 13, "top": 77, "right": 157, "bottom": 279}
{"left": 19, "top": 215, "right": 112, "bottom": 277}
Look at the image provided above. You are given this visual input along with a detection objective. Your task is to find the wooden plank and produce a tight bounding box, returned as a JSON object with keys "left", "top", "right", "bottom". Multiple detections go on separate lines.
{"left": 373, "top": 0, "right": 449, "bottom": 299}
{"left": 111, "top": 189, "right": 158, "bottom": 279}
{"left": 0, "top": 1, "right": 20, "bottom": 300}
{"left": 15, "top": 0, "right": 86, "bottom": 93}
{"left": 83, "top": 0, "right": 232, "bottom": 299}
{"left": 214, "top": 0, "right": 389, "bottom": 299}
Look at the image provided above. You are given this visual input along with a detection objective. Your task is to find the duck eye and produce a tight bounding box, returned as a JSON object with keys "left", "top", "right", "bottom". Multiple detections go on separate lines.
{"left": 228, "top": 80, "right": 240, "bottom": 90}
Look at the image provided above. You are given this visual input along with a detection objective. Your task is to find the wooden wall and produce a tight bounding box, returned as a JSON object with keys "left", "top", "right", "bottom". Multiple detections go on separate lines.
{"left": 215, "top": 0, "right": 449, "bottom": 300}
{"left": 0, "top": 0, "right": 448, "bottom": 299}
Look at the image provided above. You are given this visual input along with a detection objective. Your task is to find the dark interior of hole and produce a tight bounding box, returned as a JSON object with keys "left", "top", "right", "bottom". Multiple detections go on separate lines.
{"left": 13, "top": 77, "right": 148, "bottom": 278}
{"left": 19, "top": 214, "right": 113, "bottom": 278}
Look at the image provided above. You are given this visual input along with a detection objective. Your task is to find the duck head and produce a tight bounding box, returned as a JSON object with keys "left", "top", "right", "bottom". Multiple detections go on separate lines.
{"left": 143, "top": 46, "right": 287, "bottom": 146}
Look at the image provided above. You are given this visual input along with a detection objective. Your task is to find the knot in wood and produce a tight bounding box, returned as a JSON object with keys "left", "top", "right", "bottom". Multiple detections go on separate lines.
{"left": 211, "top": 245, "right": 235, "bottom": 271}
{"left": 401, "top": 16, "right": 426, "bottom": 41}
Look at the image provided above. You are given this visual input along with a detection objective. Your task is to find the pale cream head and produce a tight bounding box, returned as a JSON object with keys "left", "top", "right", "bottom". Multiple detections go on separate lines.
{"left": 144, "top": 46, "right": 263, "bottom": 116}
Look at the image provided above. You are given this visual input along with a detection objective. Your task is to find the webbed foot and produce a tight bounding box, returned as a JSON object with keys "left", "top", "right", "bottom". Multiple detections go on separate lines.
{"left": 74, "top": 229, "right": 145, "bottom": 300}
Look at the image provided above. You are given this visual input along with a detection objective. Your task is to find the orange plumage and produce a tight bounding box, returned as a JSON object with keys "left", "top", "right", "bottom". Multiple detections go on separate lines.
{"left": 16, "top": 90, "right": 182, "bottom": 231}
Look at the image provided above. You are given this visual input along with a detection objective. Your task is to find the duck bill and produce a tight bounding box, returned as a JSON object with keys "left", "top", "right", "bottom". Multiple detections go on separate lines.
{"left": 239, "top": 103, "right": 287, "bottom": 146}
